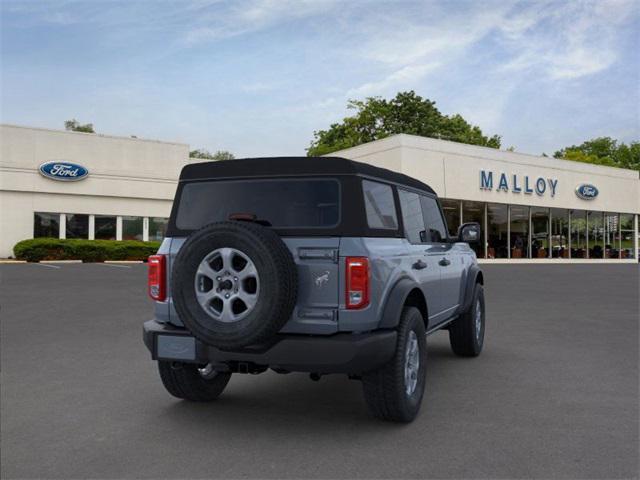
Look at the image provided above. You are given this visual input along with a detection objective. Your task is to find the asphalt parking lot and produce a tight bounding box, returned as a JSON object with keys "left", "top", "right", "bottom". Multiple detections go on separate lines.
{"left": 1, "top": 263, "right": 638, "bottom": 479}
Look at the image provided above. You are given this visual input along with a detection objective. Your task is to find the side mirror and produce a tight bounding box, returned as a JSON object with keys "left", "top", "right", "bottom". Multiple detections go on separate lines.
{"left": 458, "top": 222, "right": 481, "bottom": 243}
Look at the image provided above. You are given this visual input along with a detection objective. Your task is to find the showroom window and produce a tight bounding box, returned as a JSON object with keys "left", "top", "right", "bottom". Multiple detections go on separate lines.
{"left": 65, "top": 214, "right": 89, "bottom": 239}
{"left": 34, "top": 212, "right": 60, "bottom": 238}
{"left": 487, "top": 203, "right": 508, "bottom": 259}
{"left": 440, "top": 199, "right": 461, "bottom": 237}
{"left": 462, "top": 201, "right": 485, "bottom": 258}
{"left": 551, "top": 209, "right": 570, "bottom": 258}
{"left": 510, "top": 205, "right": 529, "bottom": 258}
{"left": 122, "top": 216, "right": 143, "bottom": 241}
{"left": 620, "top": 214, "right": 636, "bottom": 259}
{"left": 149, "top": 217, "right": 168, "bottom": 241}
{"left": 571, "top": 210, "right": 587, "bottom": 258}
{"left": 588, "top": 211, "right": 604, "bottom": 258}
{"left": 531, "top": 207, "right": 550, "bottom": 259}
{"left": 95, "top": 215, "right": 117, "bottom": 240}
{"left": 603, "top": 213, "right": 620, "bottom": 259}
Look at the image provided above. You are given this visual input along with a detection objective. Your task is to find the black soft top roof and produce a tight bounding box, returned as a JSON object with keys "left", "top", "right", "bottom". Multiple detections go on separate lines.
{"left": 179, "top": 156, "right": 435, "bottom": 195}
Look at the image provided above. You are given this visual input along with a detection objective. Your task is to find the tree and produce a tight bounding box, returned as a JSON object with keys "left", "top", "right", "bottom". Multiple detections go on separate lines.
{"left": 64, "top": 119, "right": 95, "bottom": 133}
{"left": 554, "top": 137, "right": 640, "bottom": 171}
{"left": 307, "top": 91, "right": 501, "bottom": 156}
{"left": 189, "top": 149, "right": 235, "bottom": 161}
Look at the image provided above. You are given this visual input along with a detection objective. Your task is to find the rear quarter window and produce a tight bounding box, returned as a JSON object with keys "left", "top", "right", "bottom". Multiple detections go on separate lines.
{"left": 362, "top": 180, "right": 398, "bottom": 230}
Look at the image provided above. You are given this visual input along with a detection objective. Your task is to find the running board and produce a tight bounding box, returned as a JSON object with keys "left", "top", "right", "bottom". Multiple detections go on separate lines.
{"left": 426, "top": 316, "right": 457, "bottom": 335}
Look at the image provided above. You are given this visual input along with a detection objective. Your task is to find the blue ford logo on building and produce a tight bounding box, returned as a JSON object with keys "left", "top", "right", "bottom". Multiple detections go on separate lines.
{"left": 575, "top": 184, "right": 598, "bottom": 200}
{"left": 39, "top": 161, "right": 89, "bottom": 182}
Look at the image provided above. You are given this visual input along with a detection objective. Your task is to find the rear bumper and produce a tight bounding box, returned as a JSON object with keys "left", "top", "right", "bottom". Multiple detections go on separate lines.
{"left": 143, "top": 319, "right": 397, "bottom": 374}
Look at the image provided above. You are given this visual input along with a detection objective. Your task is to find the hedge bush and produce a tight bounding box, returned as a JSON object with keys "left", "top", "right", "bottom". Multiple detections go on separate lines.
{"left": 13, "top": 238, "right": 161, "bottom": 262}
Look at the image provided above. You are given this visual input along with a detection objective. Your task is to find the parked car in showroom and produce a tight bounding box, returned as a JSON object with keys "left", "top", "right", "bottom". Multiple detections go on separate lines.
{"left": 143, "top": 157, "right": 485, "bottom": 422}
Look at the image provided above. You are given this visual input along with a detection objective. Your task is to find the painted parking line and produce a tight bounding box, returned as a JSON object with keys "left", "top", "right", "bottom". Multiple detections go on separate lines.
{"left": 34, "top": 263, "right": 61, "bottom": 269}
{"left": 96, "top": 263, "right": 132, "bottom": 269}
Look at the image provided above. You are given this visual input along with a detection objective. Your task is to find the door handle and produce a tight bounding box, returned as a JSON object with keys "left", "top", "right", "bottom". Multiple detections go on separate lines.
{"left": 439, "top": 257, "right": 451, "bottom": 267}
{"left": 412, "top": 259, "right": 427, "bottom": 270}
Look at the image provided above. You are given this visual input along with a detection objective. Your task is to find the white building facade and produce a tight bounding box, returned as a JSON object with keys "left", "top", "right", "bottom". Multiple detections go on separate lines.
{"left": 332, "top": 134, "right": 639, "bottom": 263}
{"left": 0, "top": 124, "right": 191, "bottom": 257}
{"left": 1, "top": 126, "right": 638, "bottom": 262}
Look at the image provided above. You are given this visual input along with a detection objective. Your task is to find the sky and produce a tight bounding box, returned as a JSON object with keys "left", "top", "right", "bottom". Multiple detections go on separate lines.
{"left": 1, "top": 0, "right": 639, "bottom": 157}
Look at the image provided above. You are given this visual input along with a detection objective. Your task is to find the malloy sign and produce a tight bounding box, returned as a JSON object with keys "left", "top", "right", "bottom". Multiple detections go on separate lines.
{"left": 480, "top": 170, "right": 558, "bottom": 197}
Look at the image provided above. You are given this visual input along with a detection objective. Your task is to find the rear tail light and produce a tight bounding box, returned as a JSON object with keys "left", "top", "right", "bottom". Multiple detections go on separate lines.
{"left": 148, "top": 255, "right": 166, "bottom": 301}
{"left": 346, "top": 257, "right": 369, "bottom": 309}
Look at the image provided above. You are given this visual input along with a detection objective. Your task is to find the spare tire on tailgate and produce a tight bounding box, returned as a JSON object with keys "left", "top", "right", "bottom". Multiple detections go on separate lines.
{"left": 172, "top": 221, "right": 297, "bottom": 350}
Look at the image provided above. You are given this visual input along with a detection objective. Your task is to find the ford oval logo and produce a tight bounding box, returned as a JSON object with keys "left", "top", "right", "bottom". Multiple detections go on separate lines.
{"left": 39, "top": 161, "right": 89, "bottom": 182}
{"left": 575, "top": 184, "right": 598, "bottom": 200}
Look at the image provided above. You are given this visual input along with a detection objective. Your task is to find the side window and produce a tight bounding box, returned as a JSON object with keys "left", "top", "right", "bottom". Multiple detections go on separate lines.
{"left": 398, "top": 189, "right": 426, "bottom": 243}
{"left": 420, "top": 196, "right": 448, "bottom": 243}
{"left": 362, "top": 180, "right": 398, "bottom": 230}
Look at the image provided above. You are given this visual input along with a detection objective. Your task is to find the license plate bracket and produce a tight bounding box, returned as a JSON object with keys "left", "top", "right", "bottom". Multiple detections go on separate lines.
{"left": 156, "top": 335, "right": 196, "bottom": 361}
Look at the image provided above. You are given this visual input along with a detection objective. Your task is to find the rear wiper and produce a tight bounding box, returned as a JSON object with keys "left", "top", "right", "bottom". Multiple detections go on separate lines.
{"left": 228, "top": 212, "right": 272, "bottom": 227}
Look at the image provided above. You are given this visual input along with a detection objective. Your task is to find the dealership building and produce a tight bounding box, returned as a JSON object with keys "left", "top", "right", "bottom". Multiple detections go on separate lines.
{"left": 1, "top": 124, "right": 638, "bottom": 262}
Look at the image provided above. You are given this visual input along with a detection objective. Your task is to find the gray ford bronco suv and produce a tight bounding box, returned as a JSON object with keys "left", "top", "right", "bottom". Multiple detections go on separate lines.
{"left": 143, "top": 157, "right": 485, "bottom": 422}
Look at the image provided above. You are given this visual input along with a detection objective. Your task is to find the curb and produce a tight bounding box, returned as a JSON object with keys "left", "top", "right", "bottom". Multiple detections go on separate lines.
{"left": 39, "top": 260, "right": 83, "bottom": 264}
{"left": 0, "top": 260, "right": 27, "bottom": 264}
{"left": 104, "top": 260, "right": 144, "bottom": 264}
{"left": 477, "top": 259, "right": 638, "bottom": 264}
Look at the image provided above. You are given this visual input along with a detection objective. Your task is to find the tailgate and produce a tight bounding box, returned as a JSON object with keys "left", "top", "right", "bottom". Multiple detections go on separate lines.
{"left": 280, "top": 237, "right": 340, "bottom": 334}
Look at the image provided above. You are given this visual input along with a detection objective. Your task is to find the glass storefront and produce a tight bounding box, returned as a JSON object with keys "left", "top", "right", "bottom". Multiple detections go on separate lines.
{"left": 34, "top": 212, "right": 59, "bottom": 238}
{"left": 588, "top": 211, "right": 604, "bottom": 258}
{"left": 551, "top": 209, "right": 569, "bottom": 258}
{"left": 620, "top": 214, "right": 636, "bottom": 259}
{"left": 531, "top": 207, "right": 550, "bottom": 259}
{"left": 510, "top": 205, "right": 529, "bottom": 259}
{"left": 487, "top": 203, "right": 508, "bottom": 259}
{"left": 32, "top": 213, "right": 170, "bottom": 243}
{"left": 441, "top": 199, "right": 461, "bottom": 237}
{"left": 95, "top": 215, "right": 117, "bottom": 240}
{"left": 149, "top": 217, "right": 169, "bottom": 241}
{"left": 571, "top": 210, "right": 587, "bottom": 258}
{"left": 122, "top": 216, "right": 143, "bottom": 241}
{"left": 66, "top": 214, "right": 89, "bottom": 239}
{"left": 604, "top": 213, "right": 619, "bottom": 259}
{"left": 462, "top": 201, "right": 485, "bottom": 258}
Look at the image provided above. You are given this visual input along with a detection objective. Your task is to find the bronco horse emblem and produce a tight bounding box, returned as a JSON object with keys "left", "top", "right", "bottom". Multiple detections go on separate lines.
{"left": 315, "top": 271, "right": 330, "bottom": 287}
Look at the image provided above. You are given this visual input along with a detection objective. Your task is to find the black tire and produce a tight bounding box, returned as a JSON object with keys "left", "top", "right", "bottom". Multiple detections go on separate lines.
{"left": 362, "top": 307, "right": 427, "bottom": 423}
{"left": 449, "top": 283, "right": 485, "bottom": 357}
{"left": 158, "top": 361, "right": 232, "bottom": 401}
{"left": 172, "top": 221, "right": 297, "bottom": 350}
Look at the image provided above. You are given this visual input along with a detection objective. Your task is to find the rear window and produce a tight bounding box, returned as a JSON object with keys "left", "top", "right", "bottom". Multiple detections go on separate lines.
{"left": 175, "top": 178, "right": 340, "bottom": 230}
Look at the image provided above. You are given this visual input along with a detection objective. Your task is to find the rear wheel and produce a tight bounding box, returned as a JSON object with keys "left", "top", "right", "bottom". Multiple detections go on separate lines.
{"left": 362, "top": 307, "right": 427, "bottom": 422}
{"left": 449, "top": 283, "right": 485, "bottom": 357}
{"left": 158, "top": 361, "right": 231, "bottom": 401}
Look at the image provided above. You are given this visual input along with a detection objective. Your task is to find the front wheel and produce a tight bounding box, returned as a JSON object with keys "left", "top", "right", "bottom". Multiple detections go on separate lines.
{"left": 449, "top": 283, "right": 485, "bottom": 357}
{"left": 158, "top": 361, "right": 232, "bottom": 401}
{"left": 361, "top": 307, "right": 427, "bottom": 422}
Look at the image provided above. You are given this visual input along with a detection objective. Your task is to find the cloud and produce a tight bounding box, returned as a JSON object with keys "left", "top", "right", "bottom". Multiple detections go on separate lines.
{"left": 182, "top": 0, "right": 341, "bottom": 44}
{"left": 499, "top": 0, "right": 637, "bottom": 80}
{"left": 347, "top": 63, "right": 440, "bottom": 97}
